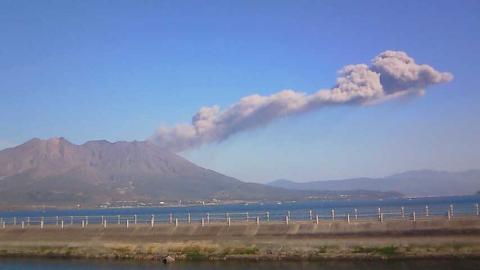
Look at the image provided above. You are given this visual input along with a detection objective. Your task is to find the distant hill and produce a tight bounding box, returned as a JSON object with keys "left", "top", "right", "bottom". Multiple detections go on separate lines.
{"left": 268, "top": 169, "right": 480, "bottom": 197}
{"left": 0, "top": 138, "right": 401, "bottom": 208}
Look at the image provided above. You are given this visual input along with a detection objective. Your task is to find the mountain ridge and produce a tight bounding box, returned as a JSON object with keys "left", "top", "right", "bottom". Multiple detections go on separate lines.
{"left": 0, "top": 138, "right": 402, "bottom": 208}
{"left": 0, "top": 137, "right": 280, "bottom": 207}
{"left": 268, "top": 169, "right": 480, "bottom": 197}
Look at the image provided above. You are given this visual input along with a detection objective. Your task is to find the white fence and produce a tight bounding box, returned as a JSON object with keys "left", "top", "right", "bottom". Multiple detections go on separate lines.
{"left": 1, "top": 203, "right": 479, "bottom": 229}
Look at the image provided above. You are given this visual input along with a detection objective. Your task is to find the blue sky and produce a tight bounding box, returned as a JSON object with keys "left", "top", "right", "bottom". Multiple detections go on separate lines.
{"left": 1, "top": 0, "right": 479, "bottom": 182}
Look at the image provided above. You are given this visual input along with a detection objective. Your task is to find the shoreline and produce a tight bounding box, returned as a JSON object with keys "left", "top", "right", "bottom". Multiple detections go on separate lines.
{"left": 1, "top": 218, "right": 480, "bottom": 261}
{"left": 1, "top": 194, "right": 478, "bottom": 212}
{"left": 2, "top": 252, "right": 480, "bottom": 262}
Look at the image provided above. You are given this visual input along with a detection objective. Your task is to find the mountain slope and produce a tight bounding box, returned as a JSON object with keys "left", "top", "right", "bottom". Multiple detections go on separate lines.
{"left": 0, "top": 138, "right": 296, "bottom": 206}
{"left": 0, "top": 138, "right": 400, "bottom": 207}
{"left": 269, "top": 169, "right": 480, "bottom": 197}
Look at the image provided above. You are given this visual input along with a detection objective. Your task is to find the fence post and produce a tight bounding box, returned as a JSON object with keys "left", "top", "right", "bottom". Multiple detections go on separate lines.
{"left": 18, "top": 205, "right": 480, "bottom": 231}
{"left": 117, "top": 215, "right": 121, "bottom": 225}
{"left": 13, "top": 217, "right": 16, "bottom": 226}
{"left": 401, "top": 206, "right": 405, "bottom": 219}
{"left": 175, "top": 218, "right": 178, "bottom": 227}
{"left": 103, "top": 219, "right": 107, "bottom": 228}
{"left": 2, "top": 221, "right": 5, "bottom": 229}
{"left": 126, "top": 219, "right": 129, "bottom": 228}
{"left": 169, "top": 213, "right": 173, "bottom": 224}
{"left": 134, "top": 214, "right": 137, "bottom": 225}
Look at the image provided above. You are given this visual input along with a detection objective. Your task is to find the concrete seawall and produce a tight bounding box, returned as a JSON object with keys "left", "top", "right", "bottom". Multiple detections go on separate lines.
{"left": 1, "top": 218, "right": 480, "bottom": 261}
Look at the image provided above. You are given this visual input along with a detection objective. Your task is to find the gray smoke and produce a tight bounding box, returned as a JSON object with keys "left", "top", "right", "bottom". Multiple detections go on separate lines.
{"left": 151, "top": 50, "right": 453, "bottom": 152}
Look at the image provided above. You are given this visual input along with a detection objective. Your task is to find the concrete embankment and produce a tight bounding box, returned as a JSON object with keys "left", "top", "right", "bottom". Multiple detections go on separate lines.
{"left": 1, "top": 218, "right": 480, "bottom": 261}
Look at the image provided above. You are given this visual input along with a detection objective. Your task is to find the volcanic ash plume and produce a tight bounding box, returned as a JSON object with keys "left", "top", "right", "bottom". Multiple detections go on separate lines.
{"left": 151, "top": 50, "right": 453, "bottom": 152}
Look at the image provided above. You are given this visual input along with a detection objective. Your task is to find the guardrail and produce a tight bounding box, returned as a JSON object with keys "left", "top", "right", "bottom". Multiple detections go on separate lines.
{"left": 1, "top": 203, "right": 479, "bottom": 229}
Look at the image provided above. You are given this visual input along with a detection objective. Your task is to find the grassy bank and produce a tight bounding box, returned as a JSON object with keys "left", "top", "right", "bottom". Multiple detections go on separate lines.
{"left": 1, "top": 218, "right": 480, "bottom": 261}
{"left": 1, "top": 240, "right": 480, "bottom": 261}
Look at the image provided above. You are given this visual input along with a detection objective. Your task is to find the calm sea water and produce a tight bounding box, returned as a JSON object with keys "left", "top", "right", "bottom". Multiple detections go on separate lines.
{"left": 1, "top": 258, "right": 479, "bottom": 270}
{"left": 1, "top": 195, "right": 479, "bottom": 224}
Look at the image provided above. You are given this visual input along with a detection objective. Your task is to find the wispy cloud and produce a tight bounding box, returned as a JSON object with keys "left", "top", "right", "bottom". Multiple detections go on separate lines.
{"left": 151, "top": 51, "right": 453, "bottom": 152}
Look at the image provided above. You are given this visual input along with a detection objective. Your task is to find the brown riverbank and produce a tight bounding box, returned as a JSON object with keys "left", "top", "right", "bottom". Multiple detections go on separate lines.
{"left": 1, "top": 218, "right": 480, "bottom": 261}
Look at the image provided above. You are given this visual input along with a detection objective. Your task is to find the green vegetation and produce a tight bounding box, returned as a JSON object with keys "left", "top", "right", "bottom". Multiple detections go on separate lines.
{"left": 1, "top": 242, "right": 480, "bottom": 261}
{"left": 223, "top": 246, "right": 259, "bottom": 255}
{"left": 168, "top": 245, "right": 211, "bottom": 260}
{"left": 315, "top": 246, "right": 329, "bottom": 253}
{"left": 352, "top": 245, "right": 398, "bottom": 256}
{"left": 167, "top": 245, "right": 260, "bottom": 260}
{"left": 184, "top": 249, "right": 208, "bottom": 261}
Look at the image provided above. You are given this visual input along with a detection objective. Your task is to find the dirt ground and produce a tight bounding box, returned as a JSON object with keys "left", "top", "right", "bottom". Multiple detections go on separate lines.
{"left": 1, "top": 218, "right": 480, "bottom": 261}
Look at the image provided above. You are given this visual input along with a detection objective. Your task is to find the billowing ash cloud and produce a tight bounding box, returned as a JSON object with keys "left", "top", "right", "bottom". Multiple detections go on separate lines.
{"left": 151, "top": 51, "right": 453, "bottom": 152}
